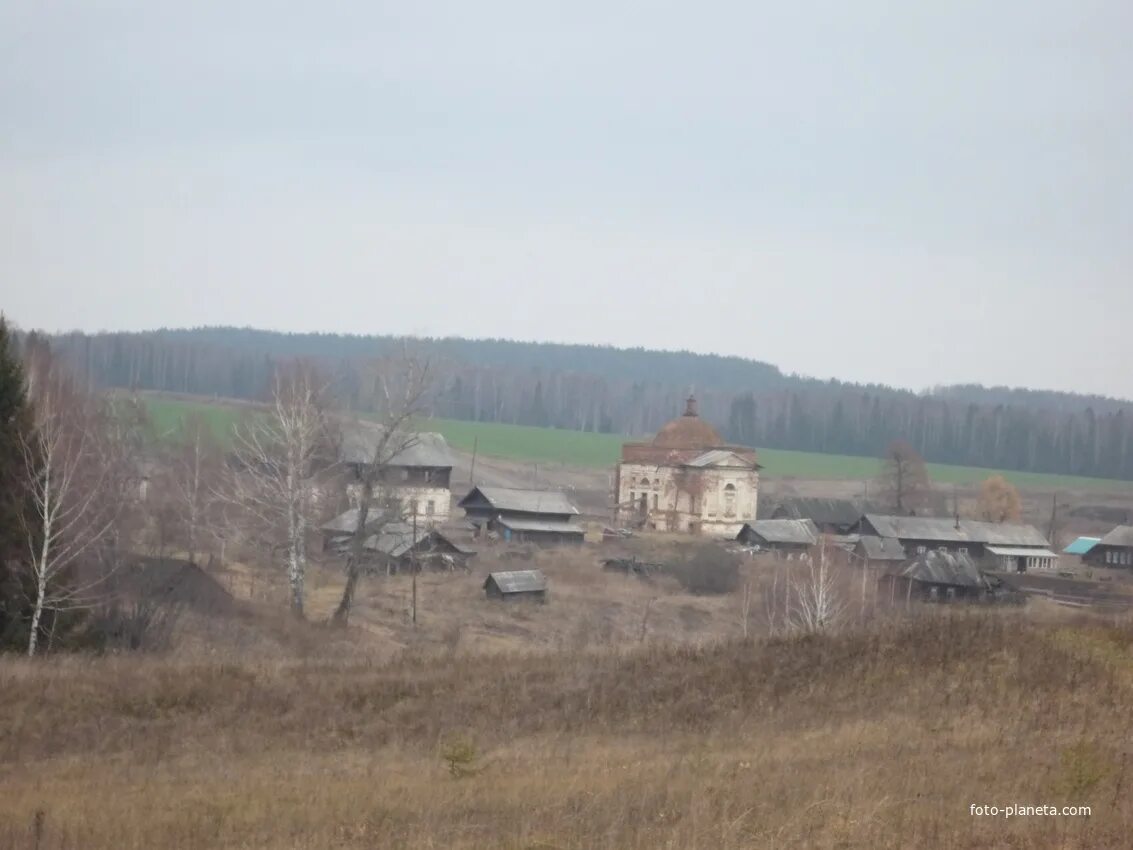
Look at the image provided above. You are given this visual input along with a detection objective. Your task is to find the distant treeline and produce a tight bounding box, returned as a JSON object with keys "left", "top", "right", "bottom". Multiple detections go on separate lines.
{"left": 44, "top": 327, "right": 1133, "bottom": 481}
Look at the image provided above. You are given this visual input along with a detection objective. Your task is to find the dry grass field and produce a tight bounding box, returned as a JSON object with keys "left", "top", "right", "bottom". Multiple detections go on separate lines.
{"left": 3, "top": 577, "right": 1133, "bottom": 849}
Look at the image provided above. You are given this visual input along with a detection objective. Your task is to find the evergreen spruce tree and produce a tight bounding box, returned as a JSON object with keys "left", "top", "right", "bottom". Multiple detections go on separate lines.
{"left": 0, "top": 316, "right": 35, "bottom": 648}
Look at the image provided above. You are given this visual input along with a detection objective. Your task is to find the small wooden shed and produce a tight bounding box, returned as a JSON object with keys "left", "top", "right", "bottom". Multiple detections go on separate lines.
{"left": 483, "top": 570, "right": 548, "bottom": 602}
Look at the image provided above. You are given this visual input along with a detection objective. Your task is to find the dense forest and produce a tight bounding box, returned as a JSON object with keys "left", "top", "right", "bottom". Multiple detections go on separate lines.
{"left": 43, "top": 327, "right": 1133, "bottom": 481}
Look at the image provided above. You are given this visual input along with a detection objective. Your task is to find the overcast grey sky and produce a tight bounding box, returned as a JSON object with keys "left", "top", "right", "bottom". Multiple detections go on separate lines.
{"left": 2, "top": 1, "right": 1131, "bottom": 396}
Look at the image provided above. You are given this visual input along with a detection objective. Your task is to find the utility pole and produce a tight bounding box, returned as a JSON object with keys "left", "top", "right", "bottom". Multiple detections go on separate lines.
{"left": 411, "top": 509, "right": 418, "bottom": 626}
{"left": 469, "top": 436, "right": 478, "bottom": 487}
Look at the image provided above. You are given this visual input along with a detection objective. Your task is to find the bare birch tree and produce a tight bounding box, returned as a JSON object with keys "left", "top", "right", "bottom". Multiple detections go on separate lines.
{"left": 18, "top": 355, "right": 133, "bottom": 656}
{"left": 222, "top": 362, "right": 331, "bottom": 618}
{"left": 332, "top": 353, "right": 431, "bottom": 626}
{"left": 787, "top": 539, "right": 847, "bottom": 635}
{"left": 167, "top": 413, "right": 222, "bottom": 564}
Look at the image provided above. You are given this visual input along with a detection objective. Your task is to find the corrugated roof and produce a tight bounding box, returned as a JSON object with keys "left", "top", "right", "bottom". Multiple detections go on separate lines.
{"left": 339, "top": 424, "right": 453, "bottom": 468}
{"left": 894, "top": 551, "right": 988, "bottom": 589}
{"left": 1063, "top": 536, "right": 1101, "bottom": 555}
{"left": 863, "top": 515, "right": 1049, "bottom": 547}
{"left": 496, "top": 517, "right": 584, "bottom": 535}
{"left": 1099, "top": 525, "right": 1133, "bottom": 548}
{"left": 459, "top": 486, "right": 579, "bottom": 516}
{"left": 986, "top": 546, "right": 1058, "bottom": 559}
{"left": 774, "top": 498, "right": 863, "bottom": 526}
{"left": 739, "top": 519, "right": 818, "bottom": 546}
{"left": 485, "top": 570, "right": 547, "bottom": 594}
{"left": 864, "top": 515, "right": 971, "bottom": 542}
{"left": 965, "top": 521, "right": 1050, "bottom": 548}
{"left": 362, "top": 523, "right": 425, "bottom": 557}
{"left": 858, "top": 535, "right": 907, "bottom": 561}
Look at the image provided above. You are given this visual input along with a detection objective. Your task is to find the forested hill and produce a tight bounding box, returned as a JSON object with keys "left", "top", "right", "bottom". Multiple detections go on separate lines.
{"left": 46, "top": 326, "right": 1133, "bottom": 481}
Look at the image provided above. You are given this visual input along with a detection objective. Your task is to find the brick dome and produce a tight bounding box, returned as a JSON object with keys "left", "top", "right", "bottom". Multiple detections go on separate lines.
{"left": 651, "top": 396, "right": 722, "bottom": 449}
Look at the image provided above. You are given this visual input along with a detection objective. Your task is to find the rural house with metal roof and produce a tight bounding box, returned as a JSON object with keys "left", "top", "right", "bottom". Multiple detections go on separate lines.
{"left": 854, "top": 514, "right": 1056, "bottom": 572}
{"left": 614, "top": 396, "right": 761, "bottom": 538}
{"left": 735, "top": 519, "right": 818, "bottom": 555}
{"left": 458, "top": 486, "right": 583, "bottom": 545}
{"left": 483, "top": 570, "right": 548, "bottom": 602}
{"left": 1083, "top": 526, "right": 1133, "bottom": 568}
{"left": 337, "top": 424, "right": 455, "bottom": 526}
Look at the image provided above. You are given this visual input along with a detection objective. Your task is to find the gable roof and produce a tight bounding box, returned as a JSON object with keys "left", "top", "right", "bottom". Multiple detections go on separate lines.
{"left": 738, "top": 519, "right": 818, "bottom": 546}
{"left": 863, "top": 514, "right": 971, "bottom": 542}
{"left": 893, "top": 551, "right": 988, "bottom": 589}
{"left": 857, "top": 535, "right": 907, "bottom": 561}
{"left": 484, "top": 570, "right": 547, "bottom": 594}
{"left": 1099, "top": 525, "right": 1133, "bottom": 548}
{"left": 862, "top": 515, "right": 1049, "bottom": 547}
{"left": 495, "top": 517, "right": 584, "bottom": 535}
{"left": 774, "top": 498, "right": 862, "bottom": 526}
{"left": 1063, "top": 536, "right": 1101, "bottom": 555}
{"left": 685, "top": 449, "right": 757, "bottom": 469}
{"left": 458, "top": 486, "right": 579, "bottom": 516}
{"left": 338, "top": 424, "right": 453, "bottom": 468}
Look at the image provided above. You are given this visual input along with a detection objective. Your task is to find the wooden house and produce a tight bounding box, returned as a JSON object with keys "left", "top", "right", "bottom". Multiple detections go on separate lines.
{"left": 483, "top": 570, "right": 547, "bottom": 602}
{"left": 735, "top": 519, "right": 818, "bottom": 555}
{"left": 458, "top": 486, "right": 583, "bottom": 545}
{"left": 1083, "top": 526, "right": 1133, "bottom": 568}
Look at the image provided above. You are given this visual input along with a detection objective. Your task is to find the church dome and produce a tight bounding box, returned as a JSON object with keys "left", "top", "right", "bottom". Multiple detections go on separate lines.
{"left": 652, "top": 396, "right": 722, "bottom": 449}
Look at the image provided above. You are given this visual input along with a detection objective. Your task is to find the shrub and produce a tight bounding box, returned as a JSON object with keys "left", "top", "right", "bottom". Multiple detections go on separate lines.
{"left": 670, "top": 544, "right": 741, "bottom": 595}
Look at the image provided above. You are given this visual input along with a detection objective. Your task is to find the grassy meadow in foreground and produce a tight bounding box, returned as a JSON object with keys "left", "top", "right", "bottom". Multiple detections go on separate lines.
{"left": 0, "top": 612, "right": 1129, "bottom": 849}
{"left": 138, "top": 394, "right": 1133, "bottom": 492}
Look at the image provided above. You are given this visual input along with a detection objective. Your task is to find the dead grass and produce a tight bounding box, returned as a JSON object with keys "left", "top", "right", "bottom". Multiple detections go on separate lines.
{"left": 2, "top": 610, "right": 1132, "bottom": 848}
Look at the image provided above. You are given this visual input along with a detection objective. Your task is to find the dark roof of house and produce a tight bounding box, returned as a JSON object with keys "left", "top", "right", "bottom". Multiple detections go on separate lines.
{"left": 862, "top": 515, "right": 1049, "bottom": 548}
{"left": 774, "top": 497, "right": 863, "bottom": 526}
{"left": 459, "top": 486, "right": 579, "bottom": 516}
{"left": 338, "top": 424, "right": 453, "bottom": 468}
{"left": 495, "top": 517, "right": 584, "bottom": 535}
{"left": 858, "top": 535, "right": 907, "bottom": 561}
{"left": 1099, "top": 525, "right": 1133, "bottom": 548}
{"left": 738, "top": 519, "right": 818, "bottom": 546}
{"left": 891, "top": 551, "right": 988, "bottom": 589}
{"left": 484, "top": 570, "right": 547, "bottom": 594}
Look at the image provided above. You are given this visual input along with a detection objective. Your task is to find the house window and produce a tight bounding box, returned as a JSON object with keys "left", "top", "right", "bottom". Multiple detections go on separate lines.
{"left": 1107, "top": 551, "right": 1113, "bottom": 565}
{"left": 652, "top": 493, "right": 659, "bottom": 510}
{"left": 409, "top": 498, "right": 418, "bottom": 515}
{"left": 424, "top": 469, "right": 433, "bottom": 483}
{"left": 723, "top": 483, "right": 736, "bottom": 518}
{"left": 426, "top": 500, "right": 435, "bottom": 517}
{"left": 399, "top": 468, "right": 410, "bottom": 482}
{"left": 938, "top": 546, "right": 948, "bottom": 553}
{"left": 653, "top": 478, "right": 660, "bottom": 490}
{"left": 916, "top": 546, "right": 926, "bottom": 555}
{"left": 958, "top": 547, "right": 968, "bottom": 555}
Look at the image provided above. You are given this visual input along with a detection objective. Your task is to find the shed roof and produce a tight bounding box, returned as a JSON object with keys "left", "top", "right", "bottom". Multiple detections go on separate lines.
{"left": 858, "top": 535, "right": 907, "bottom": 561}
{"left": 1063, "top": 536, "right": 1101, "bottom": 555}
{"left": 739, "top": 519, "right": 818, "bottom": 546}
{"left": 459, "top": 486, "right": 579, "bottom": 516}
{"left": 495, "top": 517, "right": 584, "bottom": 535}
{"left": 1099, "top": 525, "right": 1133, "bottom": 548}
{"left": 774, "top": 498, "right": 863, "bottom": 526}
{"left": 362, "top": 523, "right": 425, "bottom": 557}
{"left": 892, "top": 551, "right": 988, "bottom": 589}
{"left": 338, "top": 424, "right": 453, "bottom": 468}
{"left": 485, "top": 570, "right": 547, "bottom": 594}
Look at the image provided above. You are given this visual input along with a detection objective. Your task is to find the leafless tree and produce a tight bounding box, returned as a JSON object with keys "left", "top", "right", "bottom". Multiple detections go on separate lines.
{"left": 222, "top": 361, "right": 332, "bottom": 618}
{"left": 332, "top": 353, "right": 432, "bottom": 627}
{"left": 787, "top": 540, "right": 846, "bottom": 635}
{"left": 166, "top": 413, "right": 222, "bottom": 564}
{"left": 879, "top": 439, "right": 931, "bottom": 515}
{"left": 18, "top": 355, "right": 134, "bottom": 656}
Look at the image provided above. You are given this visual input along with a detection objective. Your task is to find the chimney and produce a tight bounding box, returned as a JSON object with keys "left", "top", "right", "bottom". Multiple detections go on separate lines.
{"left": 684, "top": 395, "right": 698, "bottom": 417}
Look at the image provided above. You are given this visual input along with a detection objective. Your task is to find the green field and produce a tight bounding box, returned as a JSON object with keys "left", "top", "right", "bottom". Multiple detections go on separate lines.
{"left": 137, "top": 395, "right": 1133, "bottom": 493}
